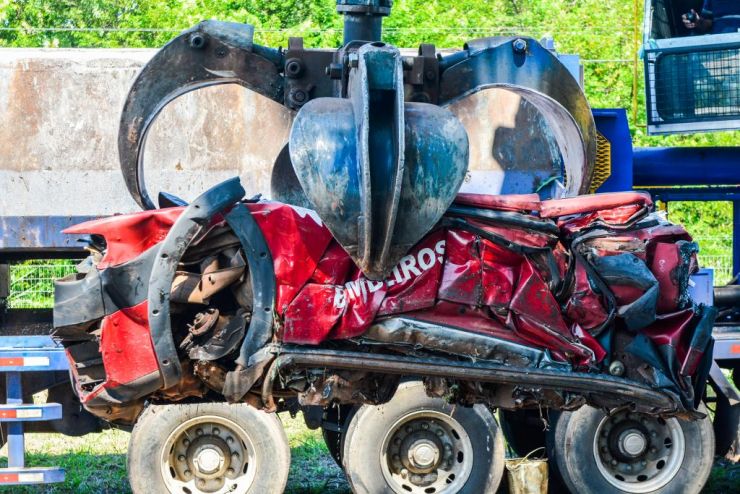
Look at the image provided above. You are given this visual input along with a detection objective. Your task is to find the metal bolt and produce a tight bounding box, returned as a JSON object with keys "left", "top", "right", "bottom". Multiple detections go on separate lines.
{"left": 226, "top": 436, "right": 234, "bottom": 444}
{"left": 227, "top": 468, "right": 235, "bottom": 475}
{"left": 436, "top": 430, "right": 444, "bottom": 437}
{"left": 609, "top": 360, "right": 626, "bottom": 376}
{"left": 406, "top": 426, "right": 413, "bottom": 433}
{"left": 394, "top": 438, "right": 402, "bottom": 445}
{"left": 512, "top": 38, "right": 527, "bottom": 53}
{"left": 213, "top": 428, "right": 220, "bottom": 435}
{"left": 178, "top": 455, "right": 186, "bottom": 462}
{"left": 421, "top": 423, "right": 429, "bottom": 430}
{"left": 231, "top": 452, "right": 239, "bottom": 460}
{"left": 348, "top": 53, "right": 359, "bottom": 68}
{"left": 290, "top": 89, "right": 307, "bottom": 105}
{"left": 285, "top": 58, "right": 304, "bottom": 78}
{"left": 184, "top": 469, "right": 192, "bottom": 478}
{"left": 183, "top": 439, "right": 191, "bottom": 446}
{"left": 189, "top": 33, "right": 206, "bottom": 49}
{"left": 641, "top": 460, "right": 647, "bottom": 466}
{"left": 425, "top": 69, "right": 436, "bottom": 81}
{"left": 650, "top": 448, "right": 657, "bottom": 454}
{"left": 197, "top": 479, "right": 206, "bottom": 487}
{"left": 326, "top": 62, "right": 343, "bottom": 79}
{"left": 650, "top": 431, "right": 657, "bottom": 438}
{"left": 400, "top": 468, "right": 409, "bottom": 478}
{"left": 215, "top": 46, "right": 228, "bottom": 58}
{"left": 611, "top": 459, "right": 618, "bottom": 466}
{"left": 196, "top": 428, "right": 204, "bottom": 436}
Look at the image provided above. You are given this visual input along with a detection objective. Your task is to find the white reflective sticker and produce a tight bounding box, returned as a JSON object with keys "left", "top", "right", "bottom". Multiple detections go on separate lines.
{"left": 18, "top": 473, "right": 44, "bottom": 483}
{"left": 23, "top": 357, "right": 49, "bottom": 367}
{"left": 16, "top": 408, "right": 43, "bottom": 419}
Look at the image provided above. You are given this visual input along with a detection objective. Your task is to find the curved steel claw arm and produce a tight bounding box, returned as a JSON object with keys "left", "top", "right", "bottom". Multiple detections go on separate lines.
{"left": 118, "top": 20, "right": 285, "bottom": 210}
{"left": 438, "top": 37, "right": 597, "bottom": 196}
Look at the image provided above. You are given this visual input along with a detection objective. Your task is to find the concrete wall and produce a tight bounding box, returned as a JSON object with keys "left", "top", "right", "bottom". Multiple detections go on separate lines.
{"left": 0, "top": 48, "right": 293, "bottom": 215}
{"left": 0, "top": 48, "right": 564, "bottom": 216}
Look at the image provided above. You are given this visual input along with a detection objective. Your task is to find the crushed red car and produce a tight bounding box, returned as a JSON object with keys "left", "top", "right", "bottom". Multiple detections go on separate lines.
{"left": 53, "top": 178, "right": 714, "bottom": 425}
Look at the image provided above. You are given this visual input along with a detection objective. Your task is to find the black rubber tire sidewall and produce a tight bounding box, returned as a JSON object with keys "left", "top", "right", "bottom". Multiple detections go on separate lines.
{"left": 127, "top": 402, "right": 290, "bottom": 494}
{"left": 552, "top": 405, "right": 715, "bottom": 494}
{"left": 342, "top": 381, "right": 505, "bottom": 494}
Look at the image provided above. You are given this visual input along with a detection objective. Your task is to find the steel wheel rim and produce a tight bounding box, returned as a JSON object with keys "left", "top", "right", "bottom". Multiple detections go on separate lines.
{"left": 592, "top": 410, "right": 685, "bottom": 493}
{"left": 380, "top": 409, "right": 474, "bottom": 494}
{"left": 160, "top": 414, "right": 257, "bottom": 494}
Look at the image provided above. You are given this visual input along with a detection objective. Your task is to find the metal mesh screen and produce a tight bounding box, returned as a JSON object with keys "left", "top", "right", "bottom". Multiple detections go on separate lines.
{"left": 647, "top": 46, "right": 740, "bottom": 124}
{"left": 7, "top": 261, "right": 77, "bottom": 309}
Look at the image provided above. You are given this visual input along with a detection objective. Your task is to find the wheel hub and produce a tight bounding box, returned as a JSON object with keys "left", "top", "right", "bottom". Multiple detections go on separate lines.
{"left": 593, "top": 410, "right": 686, "bottom": 493}
{"left": 618, "top": 430, "right": 647, "bottom": 458}
{"left": 189, "top": 437, "right": 230, "bottom": 478}
{"left": 381, "top": 410, "right": 474, "bottom": 494}
{"left": 163, "top": 416, "right": 256, "bottom": 494}
{"left": 408, "top": 439, "right": 439, "bottom": 469}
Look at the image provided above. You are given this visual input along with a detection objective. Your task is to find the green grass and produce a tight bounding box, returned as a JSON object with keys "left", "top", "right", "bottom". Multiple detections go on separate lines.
{"left": 0, "top": 414, "right": 350, "bottom": 494}
{"left": 0, "top": 412, "right": 735, "bottom": 493}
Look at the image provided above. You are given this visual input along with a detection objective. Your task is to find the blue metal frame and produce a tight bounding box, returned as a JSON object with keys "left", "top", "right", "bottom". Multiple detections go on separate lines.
{"left": 0, "top": 336, "right": 66, "bottom": 485}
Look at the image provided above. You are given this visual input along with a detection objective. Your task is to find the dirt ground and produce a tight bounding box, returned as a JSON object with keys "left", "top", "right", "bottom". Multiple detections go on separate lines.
{"left": 0, "top": 412, "right": 736, "bottom": 493}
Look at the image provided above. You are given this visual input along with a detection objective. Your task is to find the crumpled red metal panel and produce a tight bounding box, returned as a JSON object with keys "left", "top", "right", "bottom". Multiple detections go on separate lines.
{"left": 641, "top": 309, "right": 694, "bottom": 362}
{"left": 310, "top": 241, "right": 353, "bottom": 285}
{"left": 509, "top": 258, "right": 593, "bottom": 364}
{"left": 540, "top": 191, "right": 652, "bottom": 218}
{"left": 96, "top": 301, "right": 159, "bottom": 394}
{"left": 438, "top": 230, "right": 481, "bottom": 305}
{"left": 454, "top": 193, "right": 541, "bottom": 212}
{"left": 565, "top": 260, "right": 609, "bottom": 331}
{"left": 406, "top": 300, "right": 522, "bottom": 343}
{"left": 64, "top": 207, "right": 185, "bottom": 269}
{"left": 377, "top": 231, "right": 445, "bottom": 316}
{"left": 247, "top": 203, "right": 333, "bottom": 312}
{"left": 480, "top": 239, "right": 521, "bottom": 309}
{"left": 650, "top": 242, "right": 697, "bottom": 314}
{"left": 282, "top": 284, "right": 344, "bottom": 344}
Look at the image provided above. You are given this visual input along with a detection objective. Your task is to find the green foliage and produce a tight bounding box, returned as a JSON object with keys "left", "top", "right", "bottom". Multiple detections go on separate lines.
{"left": 0, "top": 0, "right": 735, "bottom": 273}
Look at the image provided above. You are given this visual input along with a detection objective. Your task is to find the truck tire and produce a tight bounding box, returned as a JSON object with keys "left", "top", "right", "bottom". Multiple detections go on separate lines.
{"left": 127, "top": 402, "right": 290, "bottom": 494}
{"left": 551, "top": 404, "right": 714, "bottom": 494}
{"left": 342, "top": 380, "right": 505, "bottom": 494}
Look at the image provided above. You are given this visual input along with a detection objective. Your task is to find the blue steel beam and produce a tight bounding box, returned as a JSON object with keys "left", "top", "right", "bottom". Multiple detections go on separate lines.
{"left": 633, "top": 147, "right": 740, "bottom": 187}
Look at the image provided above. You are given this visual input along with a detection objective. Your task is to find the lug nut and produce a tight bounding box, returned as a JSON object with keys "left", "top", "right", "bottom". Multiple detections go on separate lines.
{"left": 227, "top": 468, "right": 235, "bottom": 475}
{"left": 512, "top": 38, "right": 527, "bottom": 53}
{"left": 178, "top": 455, "right": 186, "bottom": 462}
{"left": 231, "top": 452, "right": 239, "bottom": 460}
{"left": 189, "top": 33, "right": 206, "bottom": 49}
{"left": 197, "top": 479, "right": 206, "bottom": 487}
{"left": 183, "top": 439, "right": 190, "bottom": 446}
{"left": 421, "top": 423, "right": 429, "bottom": 430}
{"left": 400, "top": 468, "right": 409, "bottom": 478}
{"left": 184, "top": 469, "right": 192, "bottom": 478}
{"left": 436, "top": 430, "right": 444, "bottom": 437}
{"left": 405, "top": 426, "right": 413, "bottom": 433}
{"left": 226, "top": 436, "right": 234, "bottom": 444}
{"left": 213, "top": 428, "right": 220, "bottom": 435}
{"left": 394, "top": 438, "right": 402, "bottom": 445}
{"left": 196, "top": 428, "right": 204, "bottom": 436}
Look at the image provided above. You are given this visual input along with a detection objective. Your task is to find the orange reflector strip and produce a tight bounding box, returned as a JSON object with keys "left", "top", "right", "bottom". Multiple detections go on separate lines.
{"left": 732, "top": 344, "right": 740, "bottom": 354}
{"left": 0, "top": 410, "right": 16, "bottom": 419}
{"left": 0, "top": 356, "right": 49, "bottom": 367}
{"left": 0, "top": 474, "right": 19, "bottom": 483}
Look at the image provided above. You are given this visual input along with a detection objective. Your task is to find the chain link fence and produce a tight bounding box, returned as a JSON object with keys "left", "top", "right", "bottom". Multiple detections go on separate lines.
{"left": 6, "top": 261, "right": 77, "bottom": 309}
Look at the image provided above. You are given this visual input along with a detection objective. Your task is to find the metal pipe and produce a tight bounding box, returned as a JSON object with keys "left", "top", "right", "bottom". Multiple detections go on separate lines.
{"left": 633, "top": 147, "right": 740, "bottom": 187}
{"left": 715, "top": 284, "right": 740, "bottom": 307}
{"left": 336, "top": 1, "right": 391, "bottom": 44}
{"left": 260, "top": 347, "right": 677, "bottom": 412}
